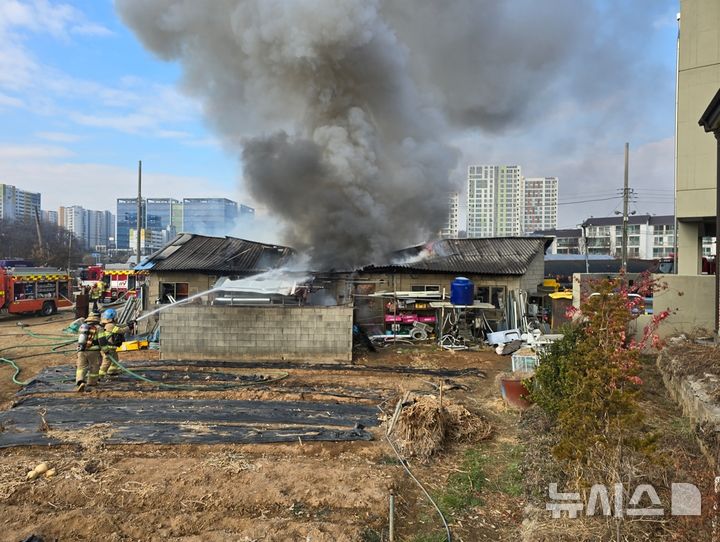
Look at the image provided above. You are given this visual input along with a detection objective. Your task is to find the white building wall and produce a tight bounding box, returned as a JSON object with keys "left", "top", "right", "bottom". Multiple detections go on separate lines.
{"left": 521, "top": 177, "right": 558, "bottom": 233}
{"left": 440, "top": 192, "right": 460, "bottom": 238}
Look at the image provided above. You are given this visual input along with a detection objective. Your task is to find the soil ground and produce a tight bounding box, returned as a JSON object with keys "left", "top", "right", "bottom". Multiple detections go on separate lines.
{"left": 0, "top": 309, "right": 715, "bottom": 541}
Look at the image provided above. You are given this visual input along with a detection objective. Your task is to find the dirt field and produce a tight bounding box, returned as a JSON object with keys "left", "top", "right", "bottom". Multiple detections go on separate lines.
{"left": 0, "top": 310, "right": 714, "bottom": 541}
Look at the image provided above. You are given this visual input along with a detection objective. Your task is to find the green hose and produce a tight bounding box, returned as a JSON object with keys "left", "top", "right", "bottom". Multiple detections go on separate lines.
{"left": 0, "top": 327, "right": 289, "bottom": 390}
{"left": 105, "top": 351, "right": 289, "bottom": 391}
{"left": 0, "top": 357, "right": 32, "bottom": 386}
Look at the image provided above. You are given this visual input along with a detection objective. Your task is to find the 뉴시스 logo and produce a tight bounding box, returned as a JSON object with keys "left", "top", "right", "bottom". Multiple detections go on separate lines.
{"left": 546, "top": 482, "right": 702, "bottom": 518}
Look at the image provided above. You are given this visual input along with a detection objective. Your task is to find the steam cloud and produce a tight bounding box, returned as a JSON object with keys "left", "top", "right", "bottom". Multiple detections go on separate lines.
{"left": 116, "top": 0, "right": 605, "bottom": 269}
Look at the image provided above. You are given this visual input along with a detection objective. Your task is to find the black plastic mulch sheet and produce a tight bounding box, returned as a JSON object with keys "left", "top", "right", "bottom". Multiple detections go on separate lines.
{"left": 17, "top": 364, "right": 386, "bottom": 400}
{"left": 155, "top": 359, "right": 487, "bottom": 378}
{"left": 0, "top": 396, "right": 378, "bottom": 448}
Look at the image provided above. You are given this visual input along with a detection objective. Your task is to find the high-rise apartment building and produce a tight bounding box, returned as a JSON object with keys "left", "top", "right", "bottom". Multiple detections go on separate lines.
{"left": 41, "top": 210, "right": 58, "bottom": 225}
{"left": 59, "top": 206, "right": 86, "bottom": 243}
{"left": 86, "top": 210, "right": 115, "bottom": 251}
{"left": 440, "top": 193, "right": 459, "bottom": 239}
{"left": 0, "top": 183, "right": 41, "bottom": 222}
{"left": 182, "top": 198, "right": 238, "bottom": 236}
{"left": 467, "top": 166, "right": 559, "bottom": 237}
{"left": 522, "top": 177, "right": 558, "bottom": 233}
{"left": 467, "top": 165, "right": 523, "bottom": 237}
{"left": 59, "top": 206, "right": 114, "bottom": 249}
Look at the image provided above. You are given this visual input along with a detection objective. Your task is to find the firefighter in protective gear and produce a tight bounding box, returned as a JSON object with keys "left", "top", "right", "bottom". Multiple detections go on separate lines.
{"left": 98, "top": 308, "right": 130, "bottom": 378}
{"left": 90, "top": 281, "right": 105, "bottom": 312}
{"left": 76, "top": 312, "right": 102, "bottom": 392}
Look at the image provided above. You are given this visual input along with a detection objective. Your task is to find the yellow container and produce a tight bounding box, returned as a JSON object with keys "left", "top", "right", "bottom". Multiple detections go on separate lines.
{"left": 118, "top": 340, "right": 149, "bottom": 351}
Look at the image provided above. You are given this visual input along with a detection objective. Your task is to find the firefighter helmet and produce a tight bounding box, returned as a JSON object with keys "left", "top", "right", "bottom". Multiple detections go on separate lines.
{"left": 85, "top": 313, "right": 100, "bottom": 324}
{"left": 101, "top": 309, "right": 117, "bottom": 322}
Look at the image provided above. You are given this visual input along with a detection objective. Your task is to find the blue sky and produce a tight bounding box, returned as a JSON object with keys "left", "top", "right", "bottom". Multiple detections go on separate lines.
{"left": 0, "top": 0, "right": 681, "bottom": 230}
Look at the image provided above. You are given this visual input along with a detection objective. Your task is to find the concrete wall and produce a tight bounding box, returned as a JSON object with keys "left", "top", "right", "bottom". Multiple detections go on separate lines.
{"left": 676, "top": 0, "right": 720, "bottom": 274}
{"left": 159, "top": 305, "right": 353, "bottom": 362}
{"left": 635, "top": 274, "right": 715, "bottom": 338}
{"left": 147, "top": 271, "right": 218, "bottom": 304}
{"left": 572, "top": 273, "right": 715, "bottom": 338}
{"left": 520, "top": 252, "right": 545, "bottom": 293}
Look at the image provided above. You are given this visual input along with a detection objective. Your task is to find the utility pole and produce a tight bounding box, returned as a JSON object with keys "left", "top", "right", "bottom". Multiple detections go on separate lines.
{"left": 621, "top": 143, "right": 630, "bottom": 270}
{"left": 136, "top": 160, "right": 142, "bottom": 265}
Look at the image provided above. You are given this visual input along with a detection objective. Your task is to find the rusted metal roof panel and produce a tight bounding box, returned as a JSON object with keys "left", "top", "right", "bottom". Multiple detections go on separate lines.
{"left": 363, "top": 237, "right": 550, "bottom": 276}
{"left": 137, "top": 234, "right": 295, "bottom": 274}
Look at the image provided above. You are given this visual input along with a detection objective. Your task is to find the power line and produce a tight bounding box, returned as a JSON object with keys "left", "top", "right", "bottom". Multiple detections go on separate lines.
{"left": 558, "top": 196, "right": 622, "bottom": 206}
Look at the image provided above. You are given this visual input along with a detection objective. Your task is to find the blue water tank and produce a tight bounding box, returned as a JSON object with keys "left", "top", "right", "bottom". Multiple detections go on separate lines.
{"left": 450, "top": 277, "right": 474, "bottom": 306}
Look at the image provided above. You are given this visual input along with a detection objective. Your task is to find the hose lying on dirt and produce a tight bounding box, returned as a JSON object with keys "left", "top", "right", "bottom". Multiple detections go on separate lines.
{"left": 378, "top": 403, "right": 452, "bottom": 542}
{"left": 0, "top": 329, "right": 288, "bottom": 391}
{"left": 105, "top": 352, "right": 289, "bottom": 391}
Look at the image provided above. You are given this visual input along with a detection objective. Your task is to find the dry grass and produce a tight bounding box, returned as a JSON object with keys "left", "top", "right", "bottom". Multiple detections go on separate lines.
{"left": 391, "top": 394, "right": 492, "bottom": 462}
{"left": 202, "top": 451, "right": 256, "bottom": 474}
{"left": 46, "top": 423, "right": 115, "bottom": 451}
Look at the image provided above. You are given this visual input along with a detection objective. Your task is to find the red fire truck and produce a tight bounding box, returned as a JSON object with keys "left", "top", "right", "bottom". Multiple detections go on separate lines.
{"left": 79, "top": 265, "right": 104, "bottom": 288}
{"left": 0, "top": 267, "right": 74, "bottom": 316}
{"left": 104, "top": 265, "right": 145, "bottom": 301}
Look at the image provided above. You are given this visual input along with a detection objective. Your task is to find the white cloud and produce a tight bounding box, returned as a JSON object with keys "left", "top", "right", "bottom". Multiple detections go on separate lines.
{"left": 0, "top": 143, "right": 73, "bottom": 159}
{"left": 35, "top": 131, "right": 83, "bottom": 143}
{"left": 0, "top": 91, "right": 23, "bottom": 108}
{"left": 0, "top": 0, "right": 112, "bottom": 39}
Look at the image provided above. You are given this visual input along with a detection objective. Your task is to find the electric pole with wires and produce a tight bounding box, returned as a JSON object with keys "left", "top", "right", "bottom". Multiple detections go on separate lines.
{"left": 621, "top": 142, "right": 630, "bottom": 270}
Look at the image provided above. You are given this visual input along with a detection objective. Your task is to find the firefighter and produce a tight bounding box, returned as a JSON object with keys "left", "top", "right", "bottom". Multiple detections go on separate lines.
{"left": 76, "top": 312, "right": 102, "bottom": 392}
{"left": 90, "top": 281, "right": 105, "bottom": 312}
{"left": 98, "top": 309, "right": 132, "bottom": 378}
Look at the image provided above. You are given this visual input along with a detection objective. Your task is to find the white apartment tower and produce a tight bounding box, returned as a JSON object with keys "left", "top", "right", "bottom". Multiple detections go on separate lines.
{"left": 521, "top": 177, "right": 558, "bottom": 233}
{"left": 467, "top": 165, "right": 523, "bottom": 237}
{"left": 440, "top": 192, "right": 459, "bottom": 238}
{"left": 0, "top": 183, "right": 41, "bottom": 222}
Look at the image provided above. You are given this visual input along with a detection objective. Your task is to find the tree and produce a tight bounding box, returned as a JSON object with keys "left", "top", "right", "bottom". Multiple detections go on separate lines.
{"left": 0, "top": 218, "right": 85, "bottom": 268}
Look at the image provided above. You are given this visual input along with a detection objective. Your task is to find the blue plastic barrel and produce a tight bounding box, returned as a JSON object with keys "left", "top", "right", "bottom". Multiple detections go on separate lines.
{"left": 450, "top": 277, "right": 474, "bottom": 306}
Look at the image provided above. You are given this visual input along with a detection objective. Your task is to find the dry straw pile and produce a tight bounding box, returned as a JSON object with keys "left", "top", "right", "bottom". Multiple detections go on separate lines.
{"left": 390, "top": 394, "right": 492, "bottom": 461}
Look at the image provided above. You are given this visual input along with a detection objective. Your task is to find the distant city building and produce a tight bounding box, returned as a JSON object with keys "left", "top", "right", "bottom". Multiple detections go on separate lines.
{"left": 129, "top": 228, "right": 171, "bottom": 254}
{"left": 118, "top": 197, "right": 253, "bottom": 250}
{"left": 582, "top": 215, "right": 675, "bottom": 259}
{"left": 182, "top": 198, "right": 238, "bottom": 236}
{"left": 440, "top": 193, "right": 459, "bottom": 239}
{"left": 702, "top": 237, "right": 716, "bottom": 257}
{"left": 0, "top": 183, "right": 41, "bottom": 222}
{"left": 59, "top": 206, "right": 86, "bottom": 244}
{"left": 536, "top": 228, "right": 584, "bottom": 255}
{"left": 41, "top": 210, "right": 58, "bottom": 225}
{"left": 521, "top": 177, "right": 558, "bottom": 233}
{"left": 239, "top": 204, "right": 255, "bottom": 219}
{"left": 86, "top": 210, "right": 115, "bottom": 251}
{"left": 116, "top": 198, "right": 146, "bottom": 250}
{"left": 146, "top": 198, "right": 179, "bottom": 231}
{"left": 59, "top": 206, "right": 114, "bottom": 250}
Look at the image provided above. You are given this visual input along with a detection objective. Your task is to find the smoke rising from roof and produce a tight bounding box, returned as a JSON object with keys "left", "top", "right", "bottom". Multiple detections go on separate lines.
{"left": 116, "top": 0, "right": 666, "bottom": 268}
{"left": 117, "top": 0, "right": 461, "bottom": 269}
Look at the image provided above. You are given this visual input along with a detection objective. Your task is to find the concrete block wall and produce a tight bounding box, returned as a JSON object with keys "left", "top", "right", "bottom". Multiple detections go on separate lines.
{"left": 159, "top": 305, "right": 353, "bottom": 362}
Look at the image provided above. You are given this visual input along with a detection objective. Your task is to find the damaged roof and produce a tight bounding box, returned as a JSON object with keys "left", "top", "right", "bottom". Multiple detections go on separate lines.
{"left": 136, "top": 233, "right": 295, "bottom": 274}
{"left": 363, "top": 237, "right": 551, "bottom": 276}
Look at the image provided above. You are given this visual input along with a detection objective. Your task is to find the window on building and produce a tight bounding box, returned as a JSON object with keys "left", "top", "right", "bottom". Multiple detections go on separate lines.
{"left": 410, "top": 285, "right": 441, "bottom": 292}
{"left": 160, "top": 282, "right": 189, "bottom": 304}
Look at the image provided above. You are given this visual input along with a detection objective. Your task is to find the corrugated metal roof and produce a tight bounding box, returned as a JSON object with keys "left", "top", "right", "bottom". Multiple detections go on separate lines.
{"left": 363, "top": 237, "right": 550, "bottom": 276}
{"left": 136, "top": 234, "right": 295, "bottom": 274}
